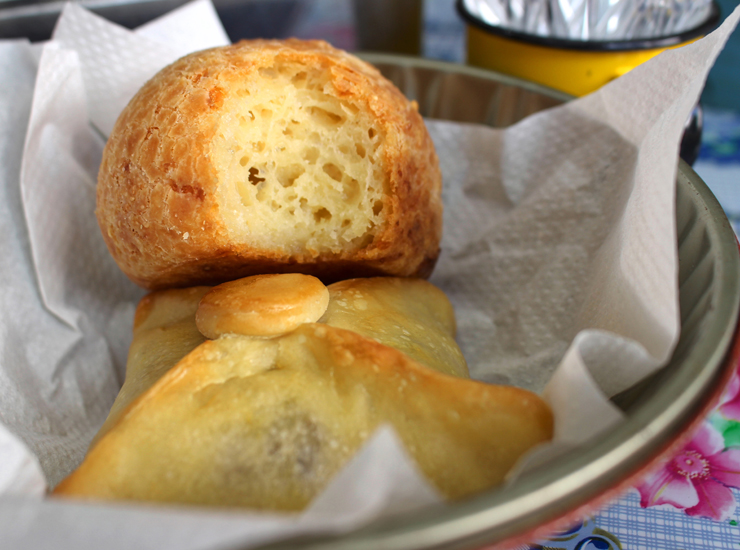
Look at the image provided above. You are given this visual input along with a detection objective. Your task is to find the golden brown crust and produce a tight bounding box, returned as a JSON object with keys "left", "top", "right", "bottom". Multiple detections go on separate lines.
{"left": 96, "top": 39, "right": 442, "bottom": 289}
{"left": 196, "top": 274, "right": 330, "bottom": 338}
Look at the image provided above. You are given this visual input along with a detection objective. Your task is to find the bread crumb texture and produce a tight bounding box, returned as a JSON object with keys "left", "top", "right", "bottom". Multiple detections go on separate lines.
{"left": 97, "top": 39, "right": 442, "bottom": 289}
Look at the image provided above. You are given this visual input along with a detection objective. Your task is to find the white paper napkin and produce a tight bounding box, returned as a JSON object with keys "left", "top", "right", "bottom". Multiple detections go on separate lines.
{"left": 52, "top": 0, "right": 230, "bottom": 137}
{"left": 0, "top": 1, "right": 737, "bottom": 548}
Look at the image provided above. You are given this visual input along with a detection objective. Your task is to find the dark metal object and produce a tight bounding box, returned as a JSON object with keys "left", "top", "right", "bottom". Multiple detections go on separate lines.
{"left": 681, "top": 103, "right": 704, "bottom": 166}
{"left": 0, "top": 0, "right": 302, "bottom": 43}
{"left": 0, "top": 0, "right": 420, "bottom": 53}
{"left": 0, "top": 0, "right": 185, "bottom": 41}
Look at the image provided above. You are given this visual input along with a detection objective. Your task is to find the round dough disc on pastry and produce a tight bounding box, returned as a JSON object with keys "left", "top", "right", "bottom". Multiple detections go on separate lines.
{"left": 97, "top": 39, "right": 443, "bottom": 289}
{"left": 196, "top": 273, "right": 330, "bottom": 338}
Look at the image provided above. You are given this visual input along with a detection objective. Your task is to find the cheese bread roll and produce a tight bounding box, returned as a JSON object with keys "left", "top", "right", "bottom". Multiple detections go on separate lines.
{"left": 96, "top": 40, "right": 442, "bottom": 289}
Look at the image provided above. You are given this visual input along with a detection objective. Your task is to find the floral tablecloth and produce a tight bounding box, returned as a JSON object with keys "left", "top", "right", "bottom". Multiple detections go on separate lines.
{"left": 525, "top": 363, "right": 740, "bottom": 550}
{"left": 524, "top": 108, "right": 740, "bottom": 550}
{"left": 526, "top": 369, "right": 740, "bottom": 549}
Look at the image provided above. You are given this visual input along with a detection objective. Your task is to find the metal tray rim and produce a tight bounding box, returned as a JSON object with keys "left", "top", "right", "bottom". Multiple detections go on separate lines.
{"left": 251, "top": 56, "right": 740, "bottom": 550}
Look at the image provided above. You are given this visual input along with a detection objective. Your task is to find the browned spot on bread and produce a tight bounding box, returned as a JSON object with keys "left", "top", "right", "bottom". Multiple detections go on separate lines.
{"left": 208, "top": 87, "right": 225, "bottom": 108}
{"left": 168, "top": 182, "right": 206, "bottom": 201}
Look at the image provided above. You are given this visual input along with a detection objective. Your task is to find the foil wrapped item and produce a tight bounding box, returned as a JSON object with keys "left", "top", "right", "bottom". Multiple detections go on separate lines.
{"left": 463, "top": 0, "right": 716, "bottom": 40}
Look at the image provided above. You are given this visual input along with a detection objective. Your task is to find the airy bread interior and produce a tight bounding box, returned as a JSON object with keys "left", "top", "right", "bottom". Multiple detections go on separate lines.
{"left": 212, "top": 62, "right": 388, "bottom": 255}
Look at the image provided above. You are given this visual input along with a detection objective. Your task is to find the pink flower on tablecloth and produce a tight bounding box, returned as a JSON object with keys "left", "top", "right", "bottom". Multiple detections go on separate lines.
{"left": 718, "top": 368, "right": 740, "bottom": 422}
{"left": 635, "top": 423, "right": 740, "bottom": 521}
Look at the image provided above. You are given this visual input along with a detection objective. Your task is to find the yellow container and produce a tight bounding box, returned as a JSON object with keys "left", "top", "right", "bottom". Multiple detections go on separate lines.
{"left": 458, "top": 0, "right": 720, "bottom": 97}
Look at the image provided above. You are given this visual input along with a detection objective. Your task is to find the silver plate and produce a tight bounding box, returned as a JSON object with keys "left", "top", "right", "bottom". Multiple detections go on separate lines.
{"left": 246, "top": 55, "right": 740, "bottom": 550}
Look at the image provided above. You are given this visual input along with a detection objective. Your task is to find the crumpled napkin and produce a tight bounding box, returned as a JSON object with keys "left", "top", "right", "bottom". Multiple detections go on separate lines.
{"left": 0, "top": 1, "right": 737, "bottom": 547}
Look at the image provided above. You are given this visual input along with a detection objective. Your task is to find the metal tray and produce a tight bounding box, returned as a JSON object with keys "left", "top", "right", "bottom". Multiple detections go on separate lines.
{"left": 248, "top": 55, "right": 740, "bottom": 550}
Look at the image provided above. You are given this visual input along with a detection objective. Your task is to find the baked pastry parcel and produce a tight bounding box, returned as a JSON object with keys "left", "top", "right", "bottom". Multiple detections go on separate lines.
{"left": 54, "top": 275, "right": 552, "bottom": 511}
{"left": 96, "top": 39, "right": 443, "bottom": 290}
